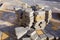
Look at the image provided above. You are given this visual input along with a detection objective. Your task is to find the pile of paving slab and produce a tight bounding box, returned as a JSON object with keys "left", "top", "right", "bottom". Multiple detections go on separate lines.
{"left": 0, "top": 1, "right": 57, "bottom": 40}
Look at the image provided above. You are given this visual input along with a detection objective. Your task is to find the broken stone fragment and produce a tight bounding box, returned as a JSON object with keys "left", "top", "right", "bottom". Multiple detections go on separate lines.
{"left": 22, "top": 38, "right": 31, "bottom": 40}
{"left": 0, "top": 31, "right": 9, "bottom": 40}
{"left": 30, "top": 31, "right": 39, "bottom": 40}
{"left": 15, "top": 27, "right": 29, "bottom": 39}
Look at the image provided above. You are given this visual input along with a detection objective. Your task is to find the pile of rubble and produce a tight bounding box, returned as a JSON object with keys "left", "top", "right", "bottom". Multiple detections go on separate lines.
{"left": 0, "top": 1, "right": 52, "bottom": 40}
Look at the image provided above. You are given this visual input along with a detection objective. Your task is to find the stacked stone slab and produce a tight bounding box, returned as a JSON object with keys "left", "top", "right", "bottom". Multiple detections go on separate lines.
{"left": 15, "top": 8, "right": 34, "bottom": 28}
{"left": 15, "top": 8, "right": 24, "bottom": 26}
{"left": 22, "top": 8, "right": 34, "bottom": 27}
{"left": 34, "top": 10, "right": 46, "bottom": 29}
{"left": 44, "top": 7, "right": 52, "bottom": 24}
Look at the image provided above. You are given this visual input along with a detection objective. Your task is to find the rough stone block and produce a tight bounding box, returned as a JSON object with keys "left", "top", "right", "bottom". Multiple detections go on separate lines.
{"left": 30, "top": 31, "right": 38, "bottom": 40}
{"left": 15, "top": 27, "right": 29, "bottom": 39}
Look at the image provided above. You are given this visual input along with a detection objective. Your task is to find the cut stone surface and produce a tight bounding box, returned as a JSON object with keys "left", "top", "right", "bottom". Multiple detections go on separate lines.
{"left": 22, "top": 38, "right": 31, "bottom": 40}
{"left": 30, "top": 31, "right": 38, "bottom": 40}
{"left": 15, "top": 27, "right": 29, "bottom": 39}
